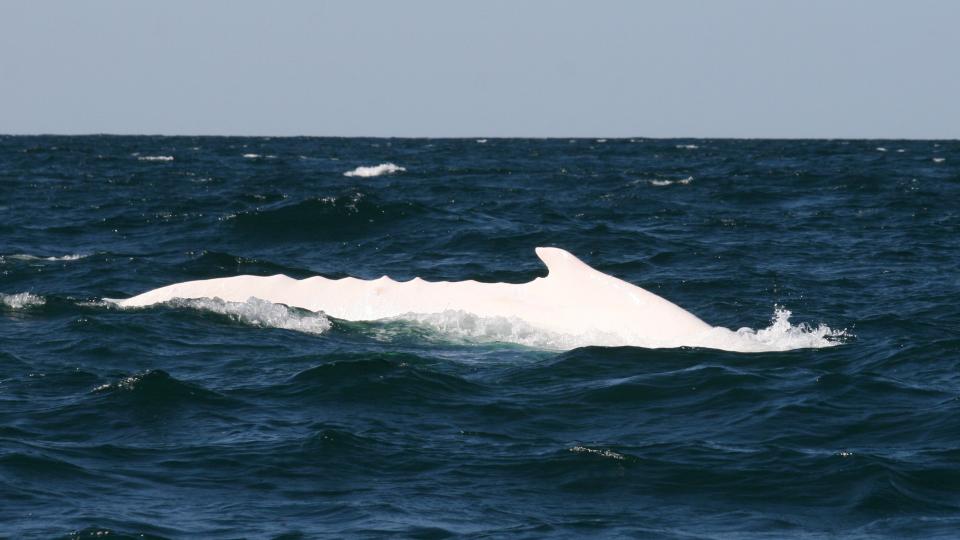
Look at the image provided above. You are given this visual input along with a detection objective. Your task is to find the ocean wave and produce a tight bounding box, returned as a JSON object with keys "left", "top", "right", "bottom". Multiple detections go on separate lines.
{"left": 0, "top": 292, "right": 46, "bottom": 310}
{"left": 137, "top": 155, "right": 174, "bottom": 162}
{"left": 228, "top": 191, "right": 426, "bottom": 239}
{"left": 121, "top": 297, "right": 331, "bottom": 335}
{"left": 343, "top": 163, "right": 405, "bottom": 177}
{"left": 933, "top": 157, "right": 946, "bottom": 163}
{"left": 92, "top": 369, "right": 229, "bottom": 407}
{"left": 676, "top": 144, "right": 699, "bottom": 149}
{"left": 285, "top": 354, "right": 479, "bottom": 403}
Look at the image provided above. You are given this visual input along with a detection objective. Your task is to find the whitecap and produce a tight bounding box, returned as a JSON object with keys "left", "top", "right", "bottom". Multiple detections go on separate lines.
{"left": 120, "top": 296, "right": 331, "bottom": 335}
{"left": 343, "top": 163, "right": 406, "bottom": 178}
{"left": 876, "top": 147, "right": 887, "bottom": 152}
{"left": 933, "top": 157, "right": 946, "bottom": 163}
{"left": 138, "top": 155, "right": 174, "bottom": 162}
{"left": 476, "top": 139, "right": 488, "bottom": 144}
{"left": 649, "top": 176, "right": 693, "bottom": 187}
{"left": 1, "top": 292, "right": 46, "bottom": 310}
{"left": 2, "top": 253, "right": 88, "bottom": 262}
{"left": 676, "top": 144, "right": 699, "bottom": 149}
{"left": 243, "top": 153, "right": 261, "bottom": 159}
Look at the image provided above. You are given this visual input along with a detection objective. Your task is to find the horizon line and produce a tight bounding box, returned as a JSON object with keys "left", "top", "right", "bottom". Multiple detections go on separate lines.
{"left": 2, "top": 132, "right": 958, "bottom": 142}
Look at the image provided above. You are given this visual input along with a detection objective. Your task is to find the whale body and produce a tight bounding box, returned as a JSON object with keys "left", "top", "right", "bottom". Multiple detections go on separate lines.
{"left": 115, "top": 247, "right": 842, "bottom": 352}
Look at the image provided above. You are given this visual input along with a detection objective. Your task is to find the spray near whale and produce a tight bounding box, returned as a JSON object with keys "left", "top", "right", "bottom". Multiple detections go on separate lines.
{"left": 114, "top": 247, "right": 844, "bottom": 352}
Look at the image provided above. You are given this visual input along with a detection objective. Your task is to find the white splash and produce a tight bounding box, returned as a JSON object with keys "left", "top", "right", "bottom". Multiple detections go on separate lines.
{"left": 1, "top": 292, "right": 46, "bottom": 310}
{"left": 124, "top": 297, "right": 331, "bottom": 335}
{"left": 700, "top": 307, "right": 848, "bottom": 353}
{"left": 343, "top": 163, "right": 406, "bottom": 178}
{"left": 649, "top": 176, "right": 693, "bottom": 187}
{"left": 114, "top": 248, "right": 847, "bottom": 353}
{"left": 138, "top": 155, "right": 174, "bottom": 162}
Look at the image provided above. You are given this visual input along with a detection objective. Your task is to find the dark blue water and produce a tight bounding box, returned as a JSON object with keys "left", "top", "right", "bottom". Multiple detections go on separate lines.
{"left": 1, "top": 136, "right": 958, "bottom": 539}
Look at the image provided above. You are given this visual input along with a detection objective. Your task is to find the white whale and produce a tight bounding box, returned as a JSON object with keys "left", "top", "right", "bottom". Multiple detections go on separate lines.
{"left": 114, "top": 247, "right": 843, "bottom": 352}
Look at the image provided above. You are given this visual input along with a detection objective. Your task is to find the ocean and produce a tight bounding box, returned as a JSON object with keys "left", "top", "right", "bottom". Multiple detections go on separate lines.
{"left": 1, "top": 136, "right": 958, "bottom": 538}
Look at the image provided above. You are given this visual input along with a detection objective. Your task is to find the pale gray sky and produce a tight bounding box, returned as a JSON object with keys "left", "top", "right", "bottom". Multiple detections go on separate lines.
{"left": 2, "top": 0, "right": 958, "bottom": 138}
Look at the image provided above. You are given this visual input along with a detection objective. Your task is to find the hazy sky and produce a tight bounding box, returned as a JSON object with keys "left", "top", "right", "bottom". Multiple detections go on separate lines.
{"left": 2, "top": 1, "right": 958, "bottom": 138}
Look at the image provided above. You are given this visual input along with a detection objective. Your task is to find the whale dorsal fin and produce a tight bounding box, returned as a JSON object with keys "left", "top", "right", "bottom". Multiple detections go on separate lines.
{"left": 535, "top": 247, "right": 597, "bottom": 280}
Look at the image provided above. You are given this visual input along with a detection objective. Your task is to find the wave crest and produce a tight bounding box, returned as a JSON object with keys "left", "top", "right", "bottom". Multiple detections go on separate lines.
{"left": 343, "top": 163, "right": 406, "bottom": 178}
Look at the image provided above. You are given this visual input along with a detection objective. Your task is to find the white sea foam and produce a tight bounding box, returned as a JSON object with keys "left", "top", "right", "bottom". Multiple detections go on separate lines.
{"left": 933, "top": 157, "right": 946, "bottom": 163}
{"left": 876, "top": 147, "right": 887, "bottom": 152}
{"left": 343, "top": 163, "right": 406, "bottom": 178}
{"left": 676, "top": 144, "right": 699, "bottom": 149}
{"left": 2, "top": 253, "right": 87, "bottom": 263}
{"left": 138, "top": 155, "right": 174, "bottom": 162}
{"left": 243, "top": 153, "right": 261, "bottom": 159}
{"left": 117, "top": 297, "right": 331, "bottom": 335}
{"left": 476, "top": 139, "right": 488, "bottom": 144}
{"left": 649, "top": 176, "right": 693, "bottom": 187}
{"left": 569, "top": 446, "right": 626, "bottom": 461}
{"left": 1, "top": 292, "right": 46, "bottom": 310}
